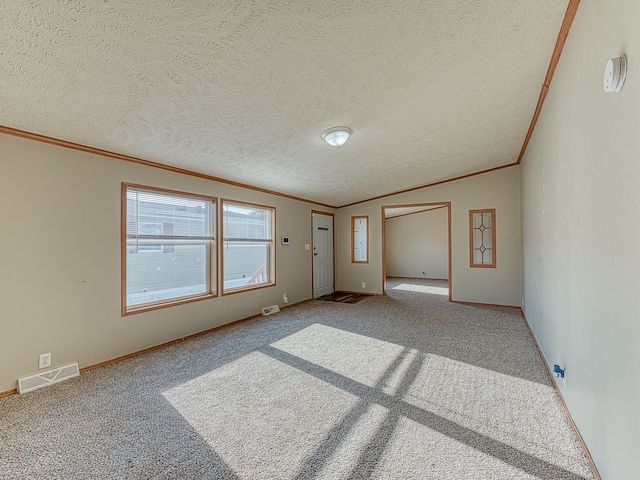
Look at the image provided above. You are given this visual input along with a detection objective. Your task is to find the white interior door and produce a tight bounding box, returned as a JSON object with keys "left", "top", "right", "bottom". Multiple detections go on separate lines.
{"left": 312, "top": 213, "right": 334, "bottom": 298}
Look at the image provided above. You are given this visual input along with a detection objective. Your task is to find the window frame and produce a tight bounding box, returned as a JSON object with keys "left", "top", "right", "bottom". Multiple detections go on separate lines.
{"left": 121, "top": 183, "right": 217, "bottom": 316}
{"left": 351, "top": 215, "right": 369, "bottom": 264}
{"left": 469, "top": 208, "right": 496, "bottom": 268}
{"left": 221, "top": 199, "right": 276, "bottom": 295}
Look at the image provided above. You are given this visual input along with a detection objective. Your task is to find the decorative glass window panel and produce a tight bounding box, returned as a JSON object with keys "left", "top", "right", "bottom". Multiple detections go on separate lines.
{"left": 222, "top": 201, "right": 275, "bottom": 293}
{"left": 123, "top": 184, "right": 216, "bottom": 314}
{"left": 352, "top": 216, "right": 369, "bottom": 263}
{"left": 469, "top": 209, "right": 496, "bottom": 268}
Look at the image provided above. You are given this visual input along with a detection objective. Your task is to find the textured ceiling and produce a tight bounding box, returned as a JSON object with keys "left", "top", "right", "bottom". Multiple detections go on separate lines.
{"left": 0, "top": 1, "right": 568, "bottom": 207}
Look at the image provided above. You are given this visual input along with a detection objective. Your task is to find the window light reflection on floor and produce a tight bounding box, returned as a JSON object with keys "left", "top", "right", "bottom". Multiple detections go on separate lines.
{"left": 391, "top": 283, "right": 449, "bottom": 296}
{"left": 271, "top": 323, "right": 406, "bottom": 391}
{"left": 159, "top": 313, "right": 590, "bottom": 479}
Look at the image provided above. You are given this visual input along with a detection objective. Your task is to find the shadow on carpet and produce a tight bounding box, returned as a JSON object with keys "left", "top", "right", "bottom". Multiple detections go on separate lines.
{"left": 318, "top": 292, "right": 372, "bottom": 304}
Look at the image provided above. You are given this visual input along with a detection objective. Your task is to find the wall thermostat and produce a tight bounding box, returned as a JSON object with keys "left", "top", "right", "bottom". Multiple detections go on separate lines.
{"left": 281, "top": 236, "right": 290, "bottom": 245}
{"left": 604, "top": 54, "right": 627, "bottom": 93}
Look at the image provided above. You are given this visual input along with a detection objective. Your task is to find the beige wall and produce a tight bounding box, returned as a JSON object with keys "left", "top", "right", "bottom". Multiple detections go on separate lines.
{"left": 0, "top": 133, "right": 333, "bottom": 393}
{"left": 520, "top": 1, "right": 640, "bottom": 478}
{"left": 336, "top": 166, "right": 521, "bottom": 306}
{"left": 385, "top": 208, "right": 448, "bottom": 279}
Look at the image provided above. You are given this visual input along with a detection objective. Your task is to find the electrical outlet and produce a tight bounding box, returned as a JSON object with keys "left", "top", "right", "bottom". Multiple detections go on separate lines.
{"left": 422, "top": 271, "right": 426, "bottom": 276}
{"left": 362, "top": 282, "right": 366, "bottom": 288}
{"left": 283, "top": 293, "right": 288, "bottom": 304}
{"left": 39, "top": 353, "right": 51, "bottom": 369}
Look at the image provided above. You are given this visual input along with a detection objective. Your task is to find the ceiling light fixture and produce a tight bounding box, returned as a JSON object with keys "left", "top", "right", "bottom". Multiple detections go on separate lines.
{"left": 321, "top": 126, "right": 352, "bottom": 146}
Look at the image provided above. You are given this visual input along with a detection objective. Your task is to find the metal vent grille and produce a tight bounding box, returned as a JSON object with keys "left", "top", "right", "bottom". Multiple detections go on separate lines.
{"left": 18, "top": 363, "right": 80, "bottom": 394}
{"left": 261, "top": 305, "right": 280, "bottom": 316}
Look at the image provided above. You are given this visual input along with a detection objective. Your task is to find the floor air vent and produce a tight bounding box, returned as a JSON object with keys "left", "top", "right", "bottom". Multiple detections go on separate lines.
{"left": 261, "top": 305, "right": 280, "bottom": 316}
{"left": 18, "top": 363, "right": 80, "bottom": 394}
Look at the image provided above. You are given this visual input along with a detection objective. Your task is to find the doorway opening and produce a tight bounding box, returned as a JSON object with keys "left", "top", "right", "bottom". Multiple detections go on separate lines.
{"left": 382, "top": 203, "right": 452, "bottom": 301}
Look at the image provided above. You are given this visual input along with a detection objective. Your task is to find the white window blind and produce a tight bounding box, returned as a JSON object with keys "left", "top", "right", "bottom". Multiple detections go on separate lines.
{"left": 124, "top": 186, "right": 215, "bottom": 312}
{"left": 352, "top": 216, "right": 368, "bottom": 263}
{"left": 222, "top": 201, "right": 274, "bottom": 292}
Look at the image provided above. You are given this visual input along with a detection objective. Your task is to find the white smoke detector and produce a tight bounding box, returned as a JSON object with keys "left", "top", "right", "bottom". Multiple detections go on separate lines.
{"left": 603, "top": 54, "right": 627, "bottom": 93}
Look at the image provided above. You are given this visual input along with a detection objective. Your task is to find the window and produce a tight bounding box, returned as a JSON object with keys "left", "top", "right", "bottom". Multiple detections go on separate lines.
{"left": 469, "top": 209, "right": 496, "bottom": 268}
{"left": 222, "top": 200, "right": 275, "bottom": 293}
{"left": 122, "top": 184, "right": 216, "bottom": 314}
{"left": 352, "top": 216, "right": 369, "bottom": 263}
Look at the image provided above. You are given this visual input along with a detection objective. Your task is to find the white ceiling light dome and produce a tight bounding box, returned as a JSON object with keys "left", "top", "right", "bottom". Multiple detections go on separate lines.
{"left": 321, "top": 126, "right": 352, "bottom": 146}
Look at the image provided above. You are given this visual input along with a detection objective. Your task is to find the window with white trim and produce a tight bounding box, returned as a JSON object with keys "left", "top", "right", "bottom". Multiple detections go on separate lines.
{"left": 123, "top": 184, "right": 216, "bottom": 314}
{"left": 222, "top": 200, "right": 275, "bottom": 293}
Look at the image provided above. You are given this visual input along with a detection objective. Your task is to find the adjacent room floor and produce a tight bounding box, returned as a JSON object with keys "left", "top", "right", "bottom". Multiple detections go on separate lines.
{"left": 0, "top": 278, "right": 595, "bottom": 479}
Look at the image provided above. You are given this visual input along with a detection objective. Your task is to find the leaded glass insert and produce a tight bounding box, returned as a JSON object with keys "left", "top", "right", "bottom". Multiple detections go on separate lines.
{"left": 470, "top": 209, "right": 496, "bottom": 268}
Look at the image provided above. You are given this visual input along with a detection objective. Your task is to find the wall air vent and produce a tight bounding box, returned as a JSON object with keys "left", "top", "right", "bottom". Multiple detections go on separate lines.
{"left": 261, "top": 305, "right": 280, "bottom": 316}
{"left": 18, "top": 363, "right": 80, "bottom": 394}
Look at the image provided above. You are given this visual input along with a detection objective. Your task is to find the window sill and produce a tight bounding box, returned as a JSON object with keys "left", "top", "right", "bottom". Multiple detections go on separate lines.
{"left": 123, "top": 292, "right": 216, "bottom": 316}
{"left": 222, "top": 282, "right": 275, "bottom": 296}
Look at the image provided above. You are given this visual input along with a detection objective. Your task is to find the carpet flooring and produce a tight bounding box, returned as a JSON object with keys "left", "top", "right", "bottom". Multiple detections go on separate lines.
{"left": 0, "top": 278, "right": 595, "bottom": 479}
